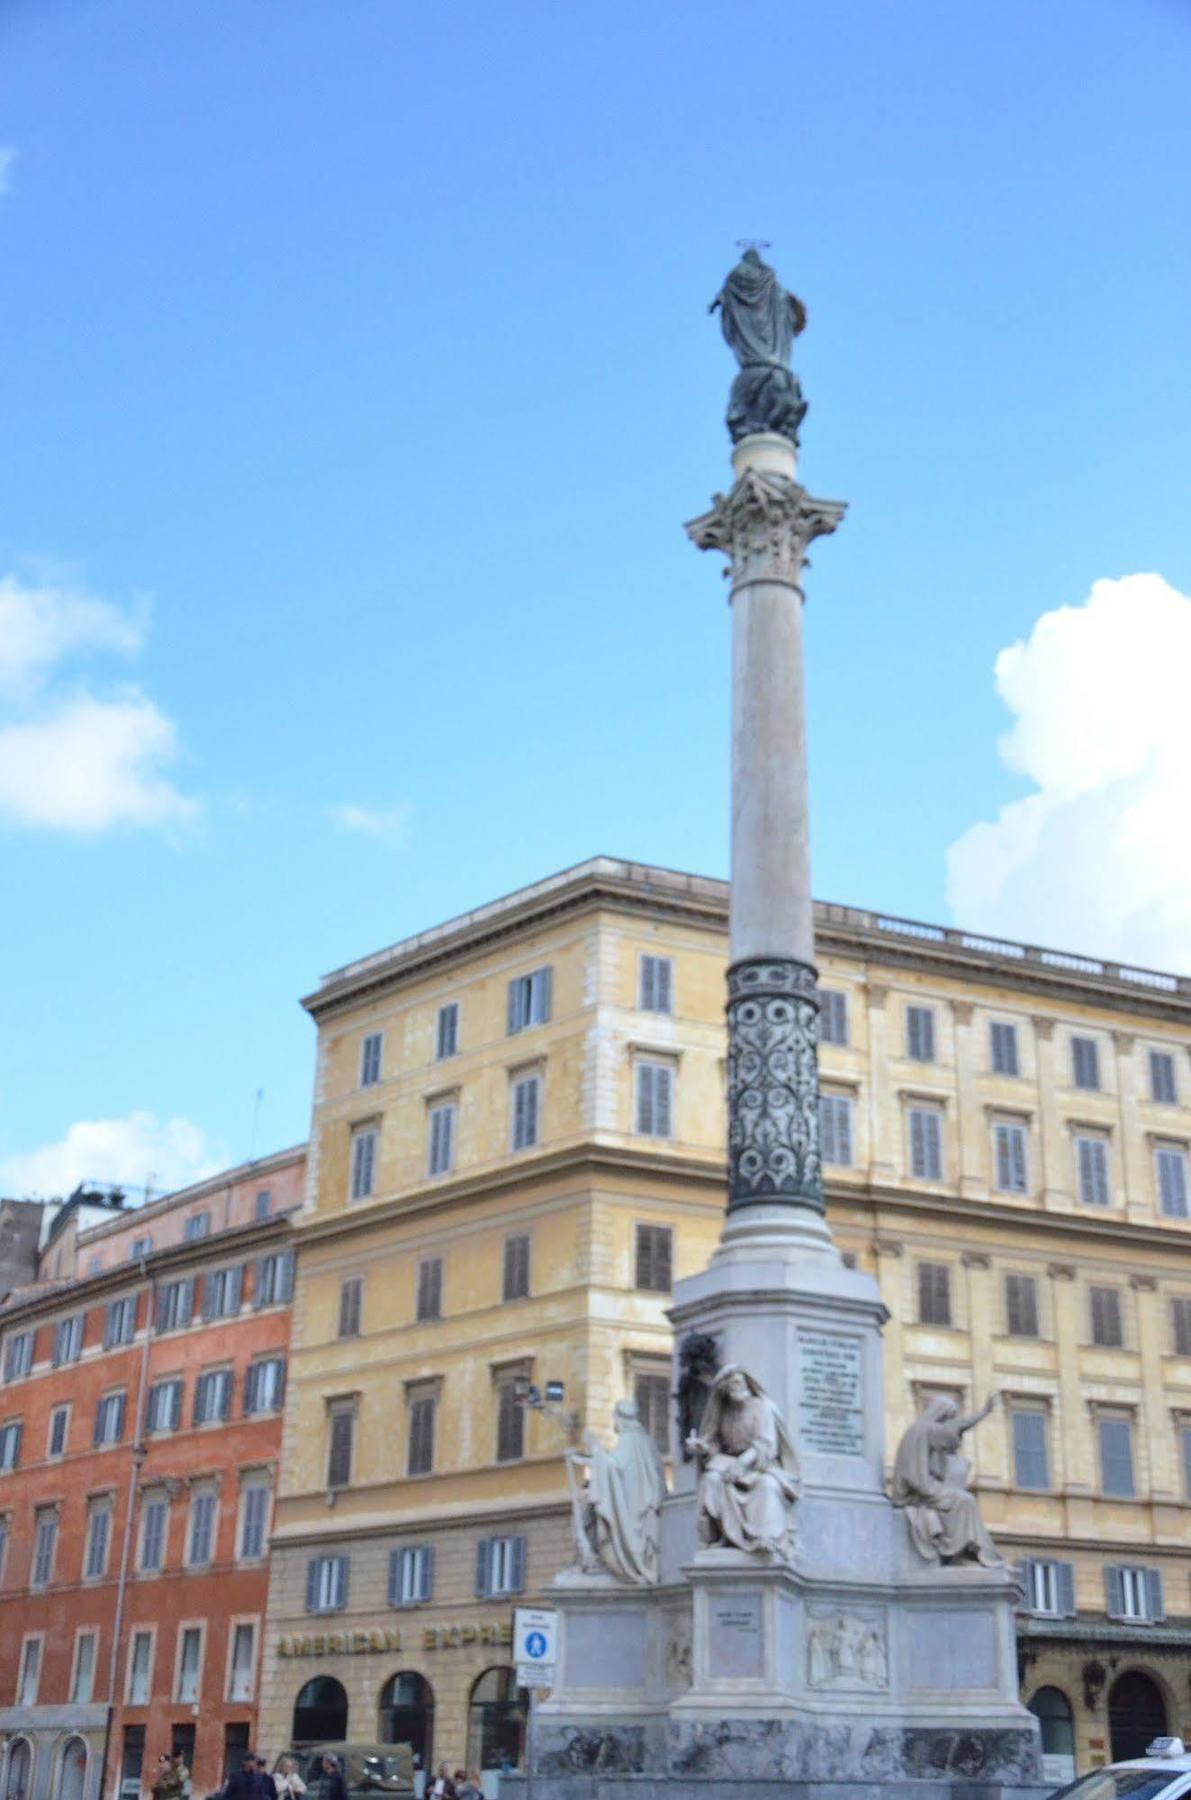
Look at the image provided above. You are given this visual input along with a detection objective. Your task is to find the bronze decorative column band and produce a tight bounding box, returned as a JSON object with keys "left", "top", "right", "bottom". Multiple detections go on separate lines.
{"left": 726, "top": 956, "right": 823, "bottom": 1213}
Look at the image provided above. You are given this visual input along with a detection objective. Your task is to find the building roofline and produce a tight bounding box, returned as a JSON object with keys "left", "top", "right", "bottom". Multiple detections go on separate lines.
{"left": 74, "top": 1141, "right": 307, "bottom": 1246}
{"left": 303, "top": 855, "right": 1191, "bottom": 1022}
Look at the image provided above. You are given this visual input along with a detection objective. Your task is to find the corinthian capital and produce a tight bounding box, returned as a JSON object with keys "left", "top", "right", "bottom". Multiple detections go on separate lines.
{"left": 685, "top": 469, "right": 847, "bottom": 591}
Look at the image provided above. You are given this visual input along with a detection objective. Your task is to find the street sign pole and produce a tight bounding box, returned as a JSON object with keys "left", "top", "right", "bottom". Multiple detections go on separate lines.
{"left": 512, "top": 1606, "right": 557, "bottom": 1800}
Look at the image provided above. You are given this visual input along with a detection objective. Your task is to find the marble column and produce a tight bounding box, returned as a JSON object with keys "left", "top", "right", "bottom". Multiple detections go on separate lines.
{"left": 686, "top": 432, "right": 845, "bottom": 1261}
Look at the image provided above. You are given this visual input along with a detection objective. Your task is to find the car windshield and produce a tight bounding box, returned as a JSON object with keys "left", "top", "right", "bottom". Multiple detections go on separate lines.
{"left": 349, "top": 1758, "right": 408, "bottom": 1789}
{"left": 1049, "top": 1772, "right": 1186, "bottom": 1800}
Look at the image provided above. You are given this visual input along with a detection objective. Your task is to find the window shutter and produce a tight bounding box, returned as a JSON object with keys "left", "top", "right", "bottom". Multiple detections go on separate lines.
{"left": 387, "top": 1550, "right": 400, "bottom": 1606}
{"left": 510, "top": 1534, "right": 527, "bottom": 1593}
{"left": 836, "top": 1098, "right": 853, "bottom": 1166}
{"left": 909, "top": 1110, "right": 925, "bottom": 1177}
{"left": 328, "top": 1411, "right": 353, "bottom": 1489}
{"left": 336, "top": 1555, "right": 349, "bottom": 1610}
{"left": 656, "top": 1227, "right": 672, "bottom": 1292}
{"left": 276, "top": 1251, "right": 294, "bottom": 1303}
{"left": 201, "top": 1276, "right": 217, "bottom": 1323}
{"left": 656, "top": 958, "right": 672, "bottom": 1013}
{"left": 306, "top": 1560, "right": 320, "bottom": 1611}
{"left": 252, "top": 1260, "right": 270, "bottom": 1310}
{"left": 243, "top": 1364, "right": 258, "bottom": 1415}
{"left": 635, "top": 1227, "right": 650, "bottom": 1290}
{"left": 1146, "top": 1567, "right": 1165, "bottom": 1622}
{"left": 475, "top": 1537, "right": 492, "bottom": 1598}
{"left": 538, "top": 966, "right": 552, "bottom": 1024}
{"left": 228, "top": 1267, "right": 244, "bottom": 1314}
{"left": 995, "top": 1126, "right": 1011, "bottom": 1191}
{"left": 1173, "top": 1298, "right": 1191, "bottom": 1357}
{"left": 506, "top": 980, "right": 521, "bottom": 1035}
{"left": 1105, "top": 1564, "right": 1125, "bottom": 1620}
{"left": 1018, "top": 1557, "right": 1036, "bottom": 1610}
{"left": 421, "top": 1543, "right": 435, "bottom": 1602}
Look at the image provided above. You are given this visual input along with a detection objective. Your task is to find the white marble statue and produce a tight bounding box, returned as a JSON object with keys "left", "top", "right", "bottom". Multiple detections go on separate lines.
{"left": 567, "top": 1399, "right": 666, "bottom": 1585}
{"left": 685, "top": 1364, "right": 800, "bottom": 1559}
{"left": 890, "top": 1393, "right": 1004, "bottom": 1567}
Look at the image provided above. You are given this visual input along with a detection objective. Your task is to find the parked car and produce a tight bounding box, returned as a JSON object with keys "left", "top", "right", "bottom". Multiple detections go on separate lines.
{"left": 1048, "top": 1739, "right": 1191, "bottom": 1800}
{"left": 280, "top": 1745, "right": 415, "bottom": 1800}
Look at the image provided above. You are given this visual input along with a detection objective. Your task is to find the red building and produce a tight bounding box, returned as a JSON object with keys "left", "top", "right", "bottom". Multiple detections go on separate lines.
{"left": 0, "top": 1146, "right": 305, "bottom": 1800}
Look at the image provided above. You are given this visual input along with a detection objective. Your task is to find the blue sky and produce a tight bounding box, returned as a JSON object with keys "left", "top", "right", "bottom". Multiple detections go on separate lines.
{"left": 2, "top": 0, "right": 1189, "bottom": 1196}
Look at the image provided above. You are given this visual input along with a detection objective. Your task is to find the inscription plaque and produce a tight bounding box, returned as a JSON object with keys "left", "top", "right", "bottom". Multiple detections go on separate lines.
{"left": 708, "top": 1590, "right": 764, "bottom": 1679}
{"left": 799, "top": 1328, "right": 863, "bottom": 1455}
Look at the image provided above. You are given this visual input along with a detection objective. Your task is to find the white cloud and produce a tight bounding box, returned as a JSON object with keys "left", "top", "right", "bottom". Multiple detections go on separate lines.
{"left": 0, "top": 148, "right": 15, "bottom": 200}
{"left": 0, "top": 571, "right": 144, "bottom": 701}
{"left": 0, "top": 690, "right": 196, "bottom": 833}
{"left": 330, "top": 801, "right": 411, "bottom": 846}
{"left": 947, "top": 573, "right": 1191, "bottom": 973}
{"left": 0, "top": 1112, "right": 224, "bottom": 1201}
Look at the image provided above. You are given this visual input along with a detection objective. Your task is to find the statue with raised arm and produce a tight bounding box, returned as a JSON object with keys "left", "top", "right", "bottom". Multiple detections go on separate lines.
{"left": 709, "top": 247, "right": 809, "bottom": 446}
{"left": 686, "top": 1365, "right": 800, "bottom": 1559}
{"left": 891, "top": 1393, "right": 1004, "bottom": 1567}
{"left": 567, "top": 1399, "right": 666, "bottom": 1585}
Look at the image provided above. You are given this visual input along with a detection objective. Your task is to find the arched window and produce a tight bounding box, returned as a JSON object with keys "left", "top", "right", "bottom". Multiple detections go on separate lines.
{"left": 378, "top": 1673, "right": 434, "bottom": 1773}
{"left": 1109, "top": 1670, "right": 1167, "bottom": 1764}
{"left": 57, "top": 1738, "right": 88, "bottom": 1800}
{"left": 293, "top": 1675, "right": 349, "bottom": 1745}
{"left": 467, "top": 1668, "right": 527, "bottom": 1775}
{"left": 5, "top": 1740, "right": 32, "bottom": 1800}
{"left": 1028, "top": 1687, "right": 1075, "bottom": 1781}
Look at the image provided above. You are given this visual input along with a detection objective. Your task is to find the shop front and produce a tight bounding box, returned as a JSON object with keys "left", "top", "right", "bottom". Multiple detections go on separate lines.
{"left": 0, "top": 1707, "right": 107, "bottom": 1800}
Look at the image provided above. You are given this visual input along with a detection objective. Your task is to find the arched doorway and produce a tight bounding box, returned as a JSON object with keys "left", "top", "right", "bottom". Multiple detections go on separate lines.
{"left": 57, "top": 1737, "right": 88, "bottom": 1800}
{"left": 467, "top": 1668, "right": 527, "bottom": 1776}
{"left": 378, "top": 1673, "right": 434, "bottom": 1777}
{"left": 5, "top": 1740, "right": 32, "bottom": 1800}
{"left": 293, "top": 1675, "right": 349, "bottom": 1745}
{"left": 1109, "top": 1670, "right": 1167, "bottom": 1763}
{"left": 1029, "top": 1687, "right": 1075, "bottom": 1785}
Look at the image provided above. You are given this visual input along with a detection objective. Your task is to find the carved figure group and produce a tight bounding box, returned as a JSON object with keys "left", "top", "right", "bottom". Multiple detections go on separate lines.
{"left": 686, "top": 1364, "right": 800, "bottom": 1559}
{"left": 567, "top": 1399, "right": 666, "bottom": 1585}
{"left": 891, "top": 1392, "right": 1004, "bottom": 1567}
{"left": 807, "top": 1611, "right": 888, "bottom": 1689}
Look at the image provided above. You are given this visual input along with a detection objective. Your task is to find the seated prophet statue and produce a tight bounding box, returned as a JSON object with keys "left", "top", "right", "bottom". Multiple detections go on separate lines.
{"left": 567, "top": 1399, "right": 666, "bottom": 1585}
{"left": 891, "top": 1393, "right": 1004, "bottom": 1567}
{"left": 686, "top": 1364, "right": 800, "bottom": 1559}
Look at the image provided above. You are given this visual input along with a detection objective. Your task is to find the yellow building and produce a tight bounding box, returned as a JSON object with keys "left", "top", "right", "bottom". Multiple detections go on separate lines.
{"left": 259, "top": 857, "right": 1191, "bottom": 1781}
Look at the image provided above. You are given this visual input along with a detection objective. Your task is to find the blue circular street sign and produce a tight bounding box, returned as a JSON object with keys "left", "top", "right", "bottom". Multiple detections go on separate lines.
{"left": 525, "top": 1631, "right": 548, "bottom": 1658}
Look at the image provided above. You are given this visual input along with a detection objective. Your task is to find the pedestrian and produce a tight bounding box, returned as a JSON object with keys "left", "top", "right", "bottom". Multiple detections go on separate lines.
{"left": 224, "top": 1757, "right": 258, "bottom": 1800}
{"left": 427, "top": 1765, "right": 455, "bottom": 1800}
{"left": 274, "top": 1759, "right": 306, "bottom": 1800}
{"left": 170, "top": 1751, "right": 191, "bottom": 1799}
{"left": 149, "top": 1755, "right": 173, "bottom": 1800}
{"left": 255, "top": 1759, "right": 279, "bottom": 1800}
{"left": 455, "top": 1772, "right": 483, "bottom": 1800}
{"left": 320, "top": 1756, "right": 348, "bottom": 1800}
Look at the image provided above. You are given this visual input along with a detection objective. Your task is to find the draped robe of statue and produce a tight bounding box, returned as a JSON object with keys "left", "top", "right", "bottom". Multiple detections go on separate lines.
{"left": 709, "top": 249, "right": 808, "bottom": 445}
{"left": 691, "top": 1365, "right": 800, "bottom": 1559}
{"left": 573, "top": 1400, "right": 666, "bottom": 1585}
{"left": 890, "top": 1396, "right": 1003, "bottom": 1567}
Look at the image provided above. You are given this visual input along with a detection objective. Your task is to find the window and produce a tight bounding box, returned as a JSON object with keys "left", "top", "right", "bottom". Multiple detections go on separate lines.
{"left": 407, "top": 1393, "right": 436, "bottom": 1477}
{"left": 32, "top": 1508, "right": 57, "bottom": 1587}
{"left": 84, "top": 1500, "right": 112, "bottom": 1578}
{"left": 818, "top": 989, "right": 848, "bottom": 1047}
{"left": 990, "top": 1021, "right": 1020, "bottom": 1077}
{"left": 507, "top": 967, "right": 552, "bottom": 1035}
{"left": 639, "top": 954, "right": 673, "bottom": 1014}
{"left": 306, "top": 1554, "right": 349, "bottom": 1613}
{"left": 176, "top": 1626, "right": 203, "bottom": 1702}
{"left": 130, "top": 1234, "right": 152, "bottom": 1259}
{"left": 917, "top": 1262, "right": 952, "bottom": 1326}
{"left": 156, "top": 1277, "right": 195, "bottom": 1332}
{"left": 1150, "top": 1050, "right": 1178, "bottom": 1103}
{"left": 908, "top": 1108, "right": 943, "bottom": 1180}
{"left": 1021, "top": 1558, "right": 1075, "bottom": 1618}
{"left": 254, "top": 1188, "right": 272, "bottom": 1220}
{"left": 187, "top": 1490, "right": 218, "bottom": 1566}
{"left": 194, "top": 1368, "right": 232, "bottom": 1425}
{"left": 416, "top": 1257, "right": 442, "bottom": 1323}
{"left": 1005, "top": 1273, "right": 1040, "bottom": 1338}
{"left": 238, "top": 1481, "right": 270, "bottom": 1561}
{"left": 634, "top": 1370, "right": 671, "bottom": 1458}
{"left": 820, "top": 1093, "right": 854, "bottom": 1167}
{"left": 184, "top": 1211, "right": 211, "bottom": 1242}
{"left": 244, "top": 1356, "right": 285, "bottom": 1415}
{"left": 475, "top": 1534, "right": 526, "bottom": 1597}
{"left": 511, "top": 1074, "right": 541, "bottom": 1151}
{"left": 428, "top": 1101, "right": 456, "bottom": 1176}
{"left": 502, "top": 1233, "right": 530, "bottom": 1303}
{"left": 1075, "top": 1134, "right": 1110, "bottom": 1207}
{"left": 436, "top": 1002, "right": 459, "bottom": 1061}
{"left": 1173, "top": 1296, "right": 1191, "bottom": 1357}
{"left": 993, "top": 1121, "right": 1029, "bottom": 1194}
{"left": 104, "top": 1295, "right": 137, "bottom": 1347}
{"left": 127, "top": 1629, "right": 154, "bottom": 1704}
{"left": 52, "top": 1313, "right": 84, "bottom": 1366}
{"left": 634, "top": 1060, "right": 674, "bottom": 1138}
{"left": 253, "top": 1250, "right": 294, "bottom": 1308}
{"left": 1071, "top": 1035, "right": 1100, "bottom": 1091}
{"left": 1011, "top": 1411, "right": 1050, "bottom": 1490}
{"left": 146, "top": 1378, "right": 182, "bottom": 1434}
{"left": 1098, "top": 1416, "right": 1135, "bottom": 1497}
{"left": 48, "top": 1406, "right": 68, "bottom": 1458}
{"left": 1156, "top": 1146, "right": 1189, "bottom": 1219}
{"left": 350, "top": 1126, "right": 378, "bottom": 1201}
{"left": 1106, "top": 1564, "right": 1163, "bottom": 1622}
{"left": 1090, "top": 1286, "right": 1124, "bottom": 1348}
{"left": 227, "top": 1621, "right": 256, "bottom": 1702}
{"left": 338, "top": 1277, "right": 363, "bottom": 1339}
{"left": 71, "top": 1631, "right": 97, "bottom": 1704}
{"left": 495, "top": 1377, "right": 524, "bottom": 1463}
{"left": 202, "top": 1266, "right": 243, "bottom": 1322}
{"left": 0, "top": 1420, "right": 21, "bottom": 1471}
{"left": 905, "top": 1004, "right": 935, "bottom": 1062}
{"left": 360, "top": 1031, "right": 383, "bottom": 1087}
{"left": 635, "top": 1223, "right": 673, "bottom": 1293}
{"left": 0, "top": 1517, "right": 9, "bottom": 1583}
{"left": 140, "top": 1497, "right": 168, "bottom": 1572}
{"left": 2, "top": 1332, "right": 32, "bottom": 1383}
{"left": 18, "top": 1637, "right": 41, "bottom": 1705}
{"left": 327, "top": 1404, "right": 355, "bottom": 1489}
{"left": 94, "top": 1391, "right": 126, "bottom": 1445}
{"left": 389, "top": 1544, "right": 434, "bottom": 1606}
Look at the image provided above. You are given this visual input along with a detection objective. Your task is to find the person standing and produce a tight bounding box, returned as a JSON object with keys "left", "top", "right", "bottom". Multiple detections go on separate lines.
{"left": 427, "top": 1765, "right": 455, "bottom": 1800}
{"left": 255, "top": 1759, "right": 279, "bottom": 1800}
{"left": 274, "top": 1759, "right": 307, "bottom": 1800}
{"left": 455, "top": 1772, "right": 483, "bottom": 1800}
{"left": 224, "top": 1759, "right": 258, "bottom": 1800}
{"left": 320, "top": 1756, "right": 348, "bottom": 1800}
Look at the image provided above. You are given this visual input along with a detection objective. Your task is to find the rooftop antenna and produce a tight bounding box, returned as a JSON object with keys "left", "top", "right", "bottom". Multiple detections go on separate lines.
{"left": 249, "top": 1088, "right": 264, "bottom": 1162}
